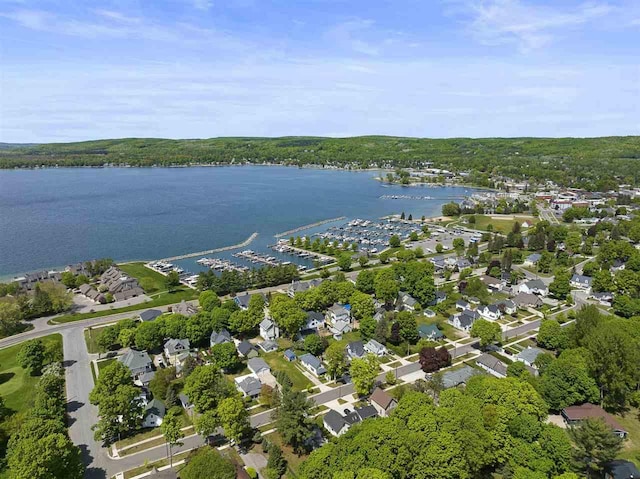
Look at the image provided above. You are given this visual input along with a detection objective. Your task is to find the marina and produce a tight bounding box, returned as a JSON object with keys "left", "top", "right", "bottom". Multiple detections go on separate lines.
{"left": 271, "top": 241, "right": 335, "bottom": 263}
{"left": 233, "top": 249, "right": 290, "bottom": 267}
{"left": 274, "top": 216, "right": 347, "bottom": 238}
{"left": 196, "top": 257, "right": 250, "bottom": 273}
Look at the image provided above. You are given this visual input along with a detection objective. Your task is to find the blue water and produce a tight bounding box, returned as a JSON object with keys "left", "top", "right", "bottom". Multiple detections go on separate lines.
{"left": 0, "top": 166, "right": 474, "bottom": 278}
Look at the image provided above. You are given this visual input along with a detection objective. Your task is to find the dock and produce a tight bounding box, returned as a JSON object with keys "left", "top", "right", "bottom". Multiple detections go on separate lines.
{"left": 158, "top": 232, "right": 258, "bottom": 262}
{"left": 274, "top": 217, "right": 346, "bottom": 238}
{"left": 271, "top": 241, "right": 334, "bottom": 263}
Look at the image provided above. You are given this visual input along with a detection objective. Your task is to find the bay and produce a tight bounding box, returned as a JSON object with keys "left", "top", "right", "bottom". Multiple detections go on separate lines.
{"left": 0, "top": 166, "right": 474, "bottom": 278}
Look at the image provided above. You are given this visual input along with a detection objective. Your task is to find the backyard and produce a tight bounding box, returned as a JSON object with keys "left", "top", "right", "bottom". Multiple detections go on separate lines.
{"left": 119, "top": 262, "right": 170, "bottom": 295}
{"left": 468, "top": 214, "right": 538, "bottom": 234}
{"left": 263, "top": 351, "right": 313, "bottom": 391}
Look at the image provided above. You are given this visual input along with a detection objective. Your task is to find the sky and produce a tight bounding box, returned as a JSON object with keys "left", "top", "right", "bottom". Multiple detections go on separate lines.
{"left": 0, "top": 0, "right": 639, "bottom": 142}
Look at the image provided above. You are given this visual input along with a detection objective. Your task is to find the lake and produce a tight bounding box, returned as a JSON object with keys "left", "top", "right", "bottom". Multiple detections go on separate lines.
{"left": 0, "top": 166, "right": 475, "bottom": 278}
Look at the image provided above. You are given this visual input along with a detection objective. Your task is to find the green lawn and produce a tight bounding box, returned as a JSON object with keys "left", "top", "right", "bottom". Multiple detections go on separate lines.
{"left": 0, "top": 334, "right": 63, "bottom": 414}
{"left": 615, "top": 410, "right": 640, "bottom": 466}
{"left": 468, "top": 214, "right": 538, "bottom": 234}
{"left": 96, "top": 358, "right": 116, "bottom": 375}
{"left": 50, "top": 288, "right": 197, "bottom": 324}
{"left": 263, "top": 352, "right": 313, "bottom": 391}
{"left": 118, "top": 262, "right": 169, "bottom": 295}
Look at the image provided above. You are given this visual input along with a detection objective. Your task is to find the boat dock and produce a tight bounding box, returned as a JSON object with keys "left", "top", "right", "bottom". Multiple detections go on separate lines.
{"left": 274, "top": 217, "right": 346, "bottom": 238}
{"left": 158, "top": 232, "right": 258, "bottom": 262}
{"left": 196, "top": 257, "right": 249, "bottom": 273}
{"left": 271, "top": 240, "right": 334, "bottom": 263}
{"left": 233, "top": 250, "right": 288, "bottom": 267}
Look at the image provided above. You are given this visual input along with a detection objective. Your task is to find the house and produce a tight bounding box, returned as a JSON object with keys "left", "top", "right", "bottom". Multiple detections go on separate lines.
{"left": 475, "top": 353, "right": 508, "bottom": 378}
{"left": 328, "top": 319, "right": 352, "bottom": 340}
{"left": 441, "top": 365, "right": 481, "bottom": 388}
{"left": 287, "top": 279, "right": 322, "bottom": 297}
{"left": 610, "top": 260, "right": 626, "bottom": 273}
{"left": 523, "top": 253, "right": 541, "bottom": 267}
{"left": 210, "top": 328, "right": 232, "bottom": 347}
{"left": 521, "top": 220, "right": 533, "bottom": 228}
{"left": 456, "top": 299, "right": 470, "bottom": 311}
{"left": 456, "top": 257, "right": 472, "bottom": 271}
{"left": 478, "top": 304, "right": 502, "bottom": 321}
{"left": 562, "top": 403, "right": 628, "bottom": 438}
{"left": 480, "top": 275, "right": 504, "bottom": 292}
{"left": 364, "top": 339, "right": 387, "bottom": 357}
{"left": 247, "top": 357, "right": 270, "bottom": 375}
{"left": 495, "top": 299, "right": 517, "bottom": 315}
{"left": 78, "top": 283, "right": 106, "bottom": 304}
{"left": 235, "top": 375, "right": 262, "bottom": 398}
{"left": 137, "top": 371, "right": 156, "bottom": 387}
{"left": 604, "top": 460, "right": 640, "bottom": 479}
{"left": 417, "top": 324, "right": 444, "bottom": 341}
{"left": 570, "top": 274, "right": 593, "bottom": 291}
{"left": 433, "top": 291, "right": 447, "bottom": 305}
{"left": 259, "top": 318, "right": 280, "bottom": 341}
{"left": 519, "top": 279, "right": 549, "bottom": 296}
{"left": 449, "top": 310, "right": 480, "bottom": 332}
{"left": 301, "top": 311, "right": 325, "bottom": 333}
{"left": 234, "top": 292, "right": 267, "bottom": 310}
{"left": 397, "top": 292, "right": 418, "bottom": 312}
{"left": 513, "top": 292, "right": 543, "bottom": 309}
{"left": 373, "top": 308, "right": 386, "bottom": 323}
{"left": 516, "top": 347, "right": 544, "bottom": 367}
{"left": 139, "top": 309, "right": 162, "bottom": 322}
{"left": 299, "top": 353, "right": 326, "bottom": 376}
{"left": 591, "top": 291, "right": 614, "bottom": 307}
{"left": 283, "top": 349, "right": 297, "bottom": 362}
{"left": 258, "top": 340, "right": 279, "bottom": 353}
{"left": 327, "top": 304, "right": 351, "bottom": 323}
{"left": 178, "top": 393, "right": 195, "bottom": 417}
{"left": 423, "top": 308, "right": 436, "bottom": 318}
{"left": 323, "top": 406, "right": 379, "bottom": 437}
{"left": 370, "top": 387, "right": 398, "bottom": 417}
{"left": 118, "top": 350, "right": 153, "bottom": 380}
{"left": 173, "top": 300, "right": 197, "bottom": 317}
{"left": 347, "top": 341, "right": 366, "bottom": 359}
{"left": 237, "top": 341, "right": 258, "bottom": 358}
{"left": 100, "top": 266, "right": 144, "bottom": 301}
{"left": 164, "top": 339, "right": 190, "bottom": 366}
{"left": 142, "top": 398, "right": 166, "bottom": 428}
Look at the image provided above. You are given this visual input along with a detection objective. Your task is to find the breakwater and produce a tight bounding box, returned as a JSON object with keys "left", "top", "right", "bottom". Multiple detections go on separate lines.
{"left": 159, "top": 232, "right": 259, "bottom": 261}
{"left": 274, "top": 217, "right": 346, "bottom": 238}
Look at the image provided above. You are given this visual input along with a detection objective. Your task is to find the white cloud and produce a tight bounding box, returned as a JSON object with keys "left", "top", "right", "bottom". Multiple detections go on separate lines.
{"left": 325, "top": 19, "right": 380, "bottom": 56}
{"left": 447, "top": 0, "right": 613, "bottom": 52}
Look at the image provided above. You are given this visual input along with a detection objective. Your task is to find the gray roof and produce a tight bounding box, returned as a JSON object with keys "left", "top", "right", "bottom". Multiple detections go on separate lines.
{"left": 247, "top": 357, "right": 270, "bottom": 374}
{"left": 237, "top": 340, "right": 256, "bottom": 356}
{"left": 140, "top": 309, "right": 162, "bottom": 321}
{"left": 138, "top": 371, "right": 156, "bottom": 384}
{"left": 260, "top": 318, "right": 276, "bottom": 331}
{"left": 517, "top": 347, "right": 545, "bottom": 365}
{"left": 144, "top": 398, "right": 166, "bottom": 419}
{"left": 355, "top": 405, "right": 378, "bottom": 420}
{"left": 399, "top": 292, "right": 418, "bottom": 307}
{"left": 571, "top": 274, "right": 593, "bottom": 285}
{"left": 210, "top": 328, "right": 232, "bottom": 345}
{"left": 234, "top": 293, "right": 251, "bottom": 308}
{"left": 418, "top": 324, "right": 443, "bottom": 339}
{"left": 331, "top": 319, "right": 351, "bottom": 333}
{"left": 236, "top": 376, "right": 262, "bottom": 396}
{"left": 527, "top": 253, "right": 541, "bottom": 263}
{"left": 513, "top": 292, "right": 543, "bottom": 307}
{"left": 118, "top": 350, "right": 152, "bottom": 372}
{"left": 442, "top": 365, "right": 481, "bottom": 388}
{"left": 475, "top": 353, "right": 508, "bottom": 376}
{"left": 174, "top": 300, "right": 197, "bottom": 317}
{"left": 526, "top": 279, "right": 547, "bottom": 290}
{"left": 300, "top": 353, "right": 326, "bottom": 373}
{"left": 323, "top": 409, "right": 347, "bottom": 433}
{"left": 258, "top": 340, "right": 279, "bottom": 352}
{"left": 164, "top": 338, "right": 190, "bottom": 355}
{"left": 365, "top": 339, "right": 386, "bottom": 353}
{"left": 328, "top": 303, "right": 349, "bottom": 316}
{"left": 347, "top": 341, "right": 365, "bottom": 358}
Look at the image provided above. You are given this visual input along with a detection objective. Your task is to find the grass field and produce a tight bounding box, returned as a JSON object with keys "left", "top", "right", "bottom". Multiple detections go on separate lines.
{"left": 50, "top": 288, "right": 197, "bottom": 324}
{"left": 263, "top": 352, "right": 313, "bottom": 391}
{"left": 0, "top": 334, "right": 63, "bottom": 414}
{"left": 96, "top": 358, "right": 115, "bottom": 375}
{"left": 614, "top": 410, "right": 640, "bottom": 466}
{"left": 469, "top": 215, "right": 538, "bottom": 234}
{"left": 118, "top": 262, "right": 169, "bottom": 295}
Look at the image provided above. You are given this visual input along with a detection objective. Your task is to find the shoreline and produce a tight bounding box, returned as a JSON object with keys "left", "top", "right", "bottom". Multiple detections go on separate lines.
{"left": 274, "top": 217, "right": 347, "bottom": 238}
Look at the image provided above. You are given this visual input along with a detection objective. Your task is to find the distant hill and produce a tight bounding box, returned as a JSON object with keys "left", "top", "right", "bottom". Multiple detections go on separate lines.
{"left": 0, "top": 136, "right": 638, "bottom": 189}
{"left": 0, "top": 142, "right": 38, "bottom": 150}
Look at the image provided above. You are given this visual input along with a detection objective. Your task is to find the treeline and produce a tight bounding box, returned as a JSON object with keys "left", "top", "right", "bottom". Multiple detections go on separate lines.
{"left": 1, "top": 136, "right": 639, "bottom": 189}
{"left": 196, "top": 263, "right": 300, "bottom": 295}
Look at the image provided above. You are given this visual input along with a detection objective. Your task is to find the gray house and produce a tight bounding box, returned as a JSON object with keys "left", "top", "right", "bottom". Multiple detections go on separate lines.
{"left": 118, "top": 350, "right": 153, "bottom": 379}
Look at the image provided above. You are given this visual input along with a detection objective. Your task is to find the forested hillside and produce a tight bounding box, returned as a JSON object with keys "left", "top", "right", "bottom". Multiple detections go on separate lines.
{"left": 1, "top": 136, "right": 639, "bottom": 188}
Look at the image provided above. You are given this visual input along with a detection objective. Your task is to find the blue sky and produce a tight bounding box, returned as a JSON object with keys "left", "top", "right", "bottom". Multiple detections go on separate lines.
{"left": 0, "top": 0, "right": 639, "bottom": 142}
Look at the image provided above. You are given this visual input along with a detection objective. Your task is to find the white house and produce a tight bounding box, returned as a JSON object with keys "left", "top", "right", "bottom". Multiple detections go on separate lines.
{"left": 496, "top": 299, "right": 517, "bottom": 315}
{"left": 259, "top": 318, "right": 280, "bottom": 341}
{"left": 523, "top": 253, "right": 541, "bottom": 267}
{"left": 449, "top": 310, "right": 480, "bottom": 332}
{"left": 301, "top": 311, "right": 325, "bottom": 333}
{"left": 570, "top": 274, "right": 593, "bottom": 291}
{"left": 516, "top": 347, "right": 545, "bottom": 368}
{"left": 142, "top": 399, "right": 165, "bottom": 428}
{"left": 327, "top": 304, "right": 350, "bottom": 323}
{"left": 370, "top": 387, "right": 398, "bottom": 417}
{"left": 519, "top": 279, "right": 549, "bottom": 296}
{"left": 164, "top": 339, "right": 190, "bottom": 366}
{"left": 364, "top": 339, "right": 387, "bottom": 357}
{"left": 396, "top": 292, "right": 418, "bottom": 312}
{"left": 478, "top": 304, "right": 501, "bottom": 321}
{"left": 299, "top": 353, "right": 326, "bottom": 376}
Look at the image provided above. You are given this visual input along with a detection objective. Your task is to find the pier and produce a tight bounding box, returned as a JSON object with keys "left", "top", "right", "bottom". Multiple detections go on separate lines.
{"left": 271, "top": 241, "right": 335, "bottom": 263}
{"left": 274, "top": 217, "right": 346, "bottom": 238}
{"left": 158, "top": 232, "right": 258, "bottom": 262}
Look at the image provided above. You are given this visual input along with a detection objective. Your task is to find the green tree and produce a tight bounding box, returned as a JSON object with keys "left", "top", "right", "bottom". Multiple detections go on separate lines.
{"left": 266, "top": 443, "right": 288, "bottom": 479}
{"left": 272, "top": 386, "right": 315, "bottom": 453}
{"left": 303, "top": 334, "right": 326, "bottom": 356}
{"left": 161, "top": 407, "right": 184, "bottom": 468}
{"left": 270, "top": 295, "right": 307, "bottom": 338}
{"left": 165, "top": 270, "right": 181, "bottom": 292}
{"left": 218, "top": 396, "right": 249, "bottom": 443}
{"left": 537, "top": 319, "right": 569, "bottom": 351}
{"left": 549, "top": 271, "right": 572, "bottom": 300}
{"left": 325, "top": 342, "right": 348, "bottom": 380}
{"left": 194, "top": 409, "right": 219, "bottom": 440}
{"left": 180, "top": 448, "right": 236, "bottom": 479}
{"left": 117, "top": 327, "right": 137, "bottom": 348}
{"left": 350, "top": 291, "right": 375, "bottom": 321}
{"left": 199, "top": 290, "right": 221, "bottom": 311}
{"left": 149, "top": 366, "right": 177, "bottom": 400}
{"left": 134, "top": 321, "right": 164, "bottom": 350}
{"left": 355, "top": 269, "right": 376, "bottom": 294}
{"left": 396, "top": 311, "right": 418, "bottom": 344}
{"left": 183, "top": 365, "right": 234, "bottom": 413}
{"left": 350, "top": 354, "right": 379, "bottom": 396}
{"left": 337, "top": 253, "right": 353, "bottom": 271}
{"left": 470, "top": 319, "right": 501, "bottom": 348}
{"left": 569, "top": 418, "right": 623, "bottom": 477}
{"left": 442, "top": 202, "right": 461, "bottom": 216}
{"left": 374, "top": 270, "right": 399, "bottom": 307}
{"left": 358, "top": 256, "right": 369, "bottom": 268}
{"left": 359, "top": 315, "right": 377, "bottom": 341}
{"left": 0, "top": 301, "right": 23, "bottom": 337}
{"left": 540, "top": 358, "right": 599, "bottom": 411}
{"left": 389, "top": 235, "right": 401, "bottom": 248}
{"left": 17, "top": 339, "right": 47, "bottom": 376}
{"left": 211, "top": 342, "right": 240, "bottom": 371}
